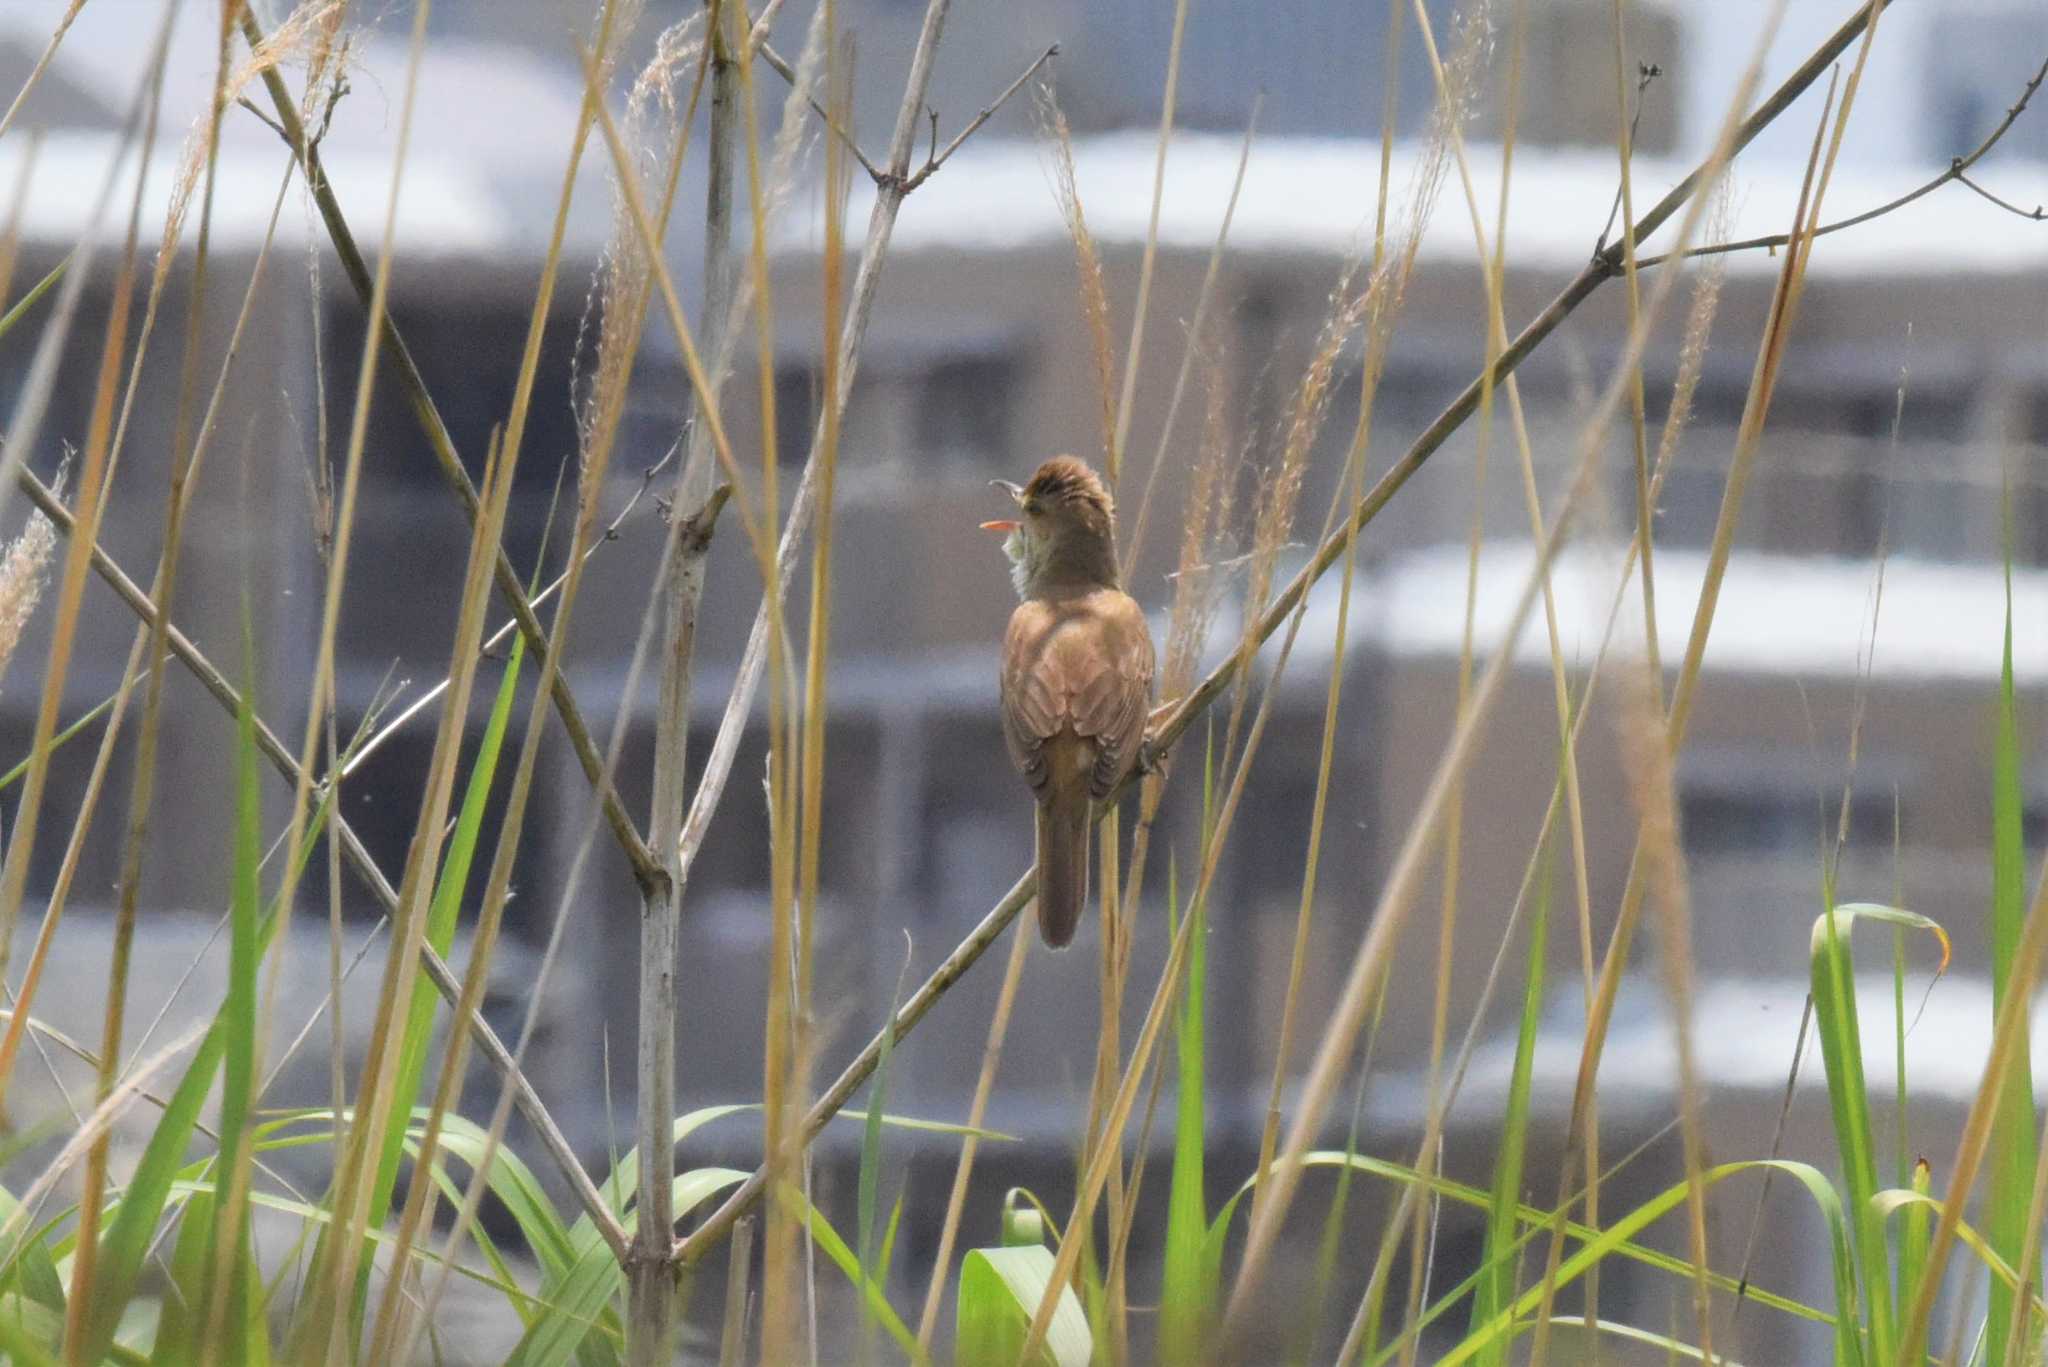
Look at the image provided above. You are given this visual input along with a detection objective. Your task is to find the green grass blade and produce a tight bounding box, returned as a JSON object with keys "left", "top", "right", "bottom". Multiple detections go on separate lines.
{"left": 1897, "top": 1156, "right": 1931, "bottom": 1327}
{"left": 1875, "top": 1188, "right": 2048, "bottom": 1315}
{"left": 1440, "top": 1160, "right": 1860, "bottom": 1367}
{"left": 1810, "top": 901, "right": 1947, "bottom": 1362}
{"left": 857, "top": 958, "right": 907, "bottom": 1367}
{"left": 191, "top": 643, "right": 264, "bottom": 1360}
{"left": 1472, "top": 824, "right": 1552, "bottom": 1363}
{"left": 362, "top": 628, "right": 528, "bottom": 1272}
{"left": 1202, "top": 1150, "right": 1847, "bottom": 1364}
{"left": 149, "top": 1181, "right": 214, "bottom": 1366}
{"left": 72, "top": 788, "right": 340, "bottom": 1364}
{"left": 0, "top": 255, "right": 68, "bottom": 346}
{"left": 776, "top": 1182, "right": 927, "bottom": 1365}
{"left": 0, "top": 1289, "right": 63, "bottom": 1367}
{"left": 1986, "top": 542, "right": 2035, "bottom": 1367}
{"left": 507, "top": 1167, "right": 749, "bottom": 1367}
{"left": 1161, "top": 849, "right": 1210, "bottom": 1364}
{"left": 0, "top": 680, "right": 141, "bottom": 792}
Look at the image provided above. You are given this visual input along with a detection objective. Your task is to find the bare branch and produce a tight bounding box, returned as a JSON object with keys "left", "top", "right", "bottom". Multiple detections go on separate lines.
{"left": 902, "top": 43, "right": 1058, "bottom": 192}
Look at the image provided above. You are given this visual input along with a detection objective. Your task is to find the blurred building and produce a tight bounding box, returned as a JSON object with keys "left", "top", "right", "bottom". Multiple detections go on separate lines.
{"left": 0, "top": 0, "right": 2045, "bottom": 1358}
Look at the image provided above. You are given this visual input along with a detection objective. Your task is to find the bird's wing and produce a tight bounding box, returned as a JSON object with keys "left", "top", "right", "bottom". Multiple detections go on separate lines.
{"left": 1000, "top": 591, "right": 1155, "bottom": 801}
{"left": 1000, "top": 598, "right": 1062, "bottom": 797}
{"left": 1069, "top": 590, "right": 1155, "bottom": 799}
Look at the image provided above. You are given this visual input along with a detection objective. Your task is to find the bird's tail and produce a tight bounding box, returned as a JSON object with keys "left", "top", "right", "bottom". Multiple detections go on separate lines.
{"left": 1034, "top": 790, "right": 1090, "bottom": 949}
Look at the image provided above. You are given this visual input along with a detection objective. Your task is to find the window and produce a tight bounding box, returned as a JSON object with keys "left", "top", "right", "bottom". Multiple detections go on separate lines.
{"left": 919, "top": 715, "right": 1031, "bottom": 919}
{"left": 0, "top": 710, "right": 131, "bottom": 904}
{"left": 1925, "top": 7, "right": 2048, "bottom": 166}
{"left": 772, "top": 344, "right": 1020, "bottom": 477}
{"left": 608, "top": 718, "right": 882, "bottom": 904}
{"left": 324, "top": 706, "right": 553, "bottom": 934}
{"left": 323, "top": 298, "right": 581, "bottom": 673}
{"left": 1679, "top": 761, "right": 1893, "bottom": 861}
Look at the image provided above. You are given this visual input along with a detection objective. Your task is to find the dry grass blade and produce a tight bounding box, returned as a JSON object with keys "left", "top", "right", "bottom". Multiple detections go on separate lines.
{"left": 1524, "top": 16, "right": 1868, "bottom": 1358}
{"left": 370, "top": 3, "right": 638, "bottom": 1356}
{"left": 913, "top": 921, "right": 1033, "bottom": 1352}
{"left": 0, "top": 0, "right": 86, "bottom": 147}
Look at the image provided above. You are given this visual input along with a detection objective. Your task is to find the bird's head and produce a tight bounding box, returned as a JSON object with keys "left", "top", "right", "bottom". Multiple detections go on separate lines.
{"left": 981, "top": 456, "right": 1119, "bottom": 598}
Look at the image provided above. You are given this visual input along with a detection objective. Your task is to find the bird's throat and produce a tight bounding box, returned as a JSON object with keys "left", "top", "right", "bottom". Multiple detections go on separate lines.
{"left": 1008, "top": 527, "right": 1120, "bottom": 600}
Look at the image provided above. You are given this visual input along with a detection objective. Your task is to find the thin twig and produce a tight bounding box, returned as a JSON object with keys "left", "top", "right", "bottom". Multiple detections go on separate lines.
{"left": 757, "top": 39, "right": 885, "bottom": 185}
{"left": 901, "top": 44, "right": 1058, "bottom": 193}
{"left": 1634, "top": 55, "right": 2047, "bottom": 269}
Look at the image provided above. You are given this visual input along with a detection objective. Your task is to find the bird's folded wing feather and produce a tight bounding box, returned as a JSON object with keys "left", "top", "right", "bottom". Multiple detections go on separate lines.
{"left": 1001, "top": 591, "right": 1155, "bottom": 799}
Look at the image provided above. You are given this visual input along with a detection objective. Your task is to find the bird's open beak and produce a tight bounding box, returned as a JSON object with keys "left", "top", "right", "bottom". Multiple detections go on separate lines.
{"left": 983, "top": 479, "right": 1024, "bottom": 532}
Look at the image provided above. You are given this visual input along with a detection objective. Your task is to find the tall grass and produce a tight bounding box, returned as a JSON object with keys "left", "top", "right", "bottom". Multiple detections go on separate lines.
{"left": 0, "top": 0, "right": 2041, "bottom": 1363}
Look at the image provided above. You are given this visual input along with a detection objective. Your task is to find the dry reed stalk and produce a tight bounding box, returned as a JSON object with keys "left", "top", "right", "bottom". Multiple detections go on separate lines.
{"left": 1120, "top": 96, "right": 1256, "bottom": 582}
{"left": 16, "top": 14, "right": 188, "bottom": 1326}
{"left": 1109, "top": 0, "right": 1192, "bottom": 480}
{"left": 1334, "top": 215, "right": 1732, "bottom": 1356}
{"left": 0, "top": 0, "right": 86, "bottom": 146}
{"left": 1037, "top": 83, "right": 1120, "bottom": 481}
{"left": 0, "top": 134, "right": 41, "bottom": 334}
{"left": 0, "top": 1, "right": 179, "bottom": 1005}
{"left": 1245, "top": 0, "right": 1465, "bottom": 1246}
{"left": 668, "top": 0, "right": 961, "bottom": 1006}
{"left": 912, "top": 915, "right": 1034, "bottom": 1351}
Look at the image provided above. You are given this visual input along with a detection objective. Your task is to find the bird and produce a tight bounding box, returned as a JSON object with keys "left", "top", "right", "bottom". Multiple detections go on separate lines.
{"left": 982, "top": 456, "right": 1156, "bottom": 948}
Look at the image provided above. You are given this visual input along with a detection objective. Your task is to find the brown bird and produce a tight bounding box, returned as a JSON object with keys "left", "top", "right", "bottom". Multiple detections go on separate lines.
{"left": 982, "top": 456, "right": 1156, "bottom": 948}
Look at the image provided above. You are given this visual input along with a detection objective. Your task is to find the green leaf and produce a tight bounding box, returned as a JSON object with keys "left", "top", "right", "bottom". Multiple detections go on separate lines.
{"left": 507, "top": 1167, "right": 748, "bottom": 1367}
{"left": 191, "top": 644, "right": 265, "bottom": 1359}
{"left": 857, "top": 955, "right": 908, "bottom": 1367}
{"left": 0, "top": 1185, "right": 64, "bottom": 1314}
{"left": 956, "top": 1245, "right": 1090, "bottom": 1367}
{"left": 1435, "top": 1160, "right": 1860, "bottom": 1367}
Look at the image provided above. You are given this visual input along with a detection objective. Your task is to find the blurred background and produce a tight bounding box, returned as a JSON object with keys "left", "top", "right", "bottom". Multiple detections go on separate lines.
{"left": 0, "top": 0, "right": 2044, "bottom": 1358}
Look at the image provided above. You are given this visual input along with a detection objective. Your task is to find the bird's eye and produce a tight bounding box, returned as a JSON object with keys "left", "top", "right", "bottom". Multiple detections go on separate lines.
{"left": 1023, "top": 499, "right": 1043, "bottom": 517}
